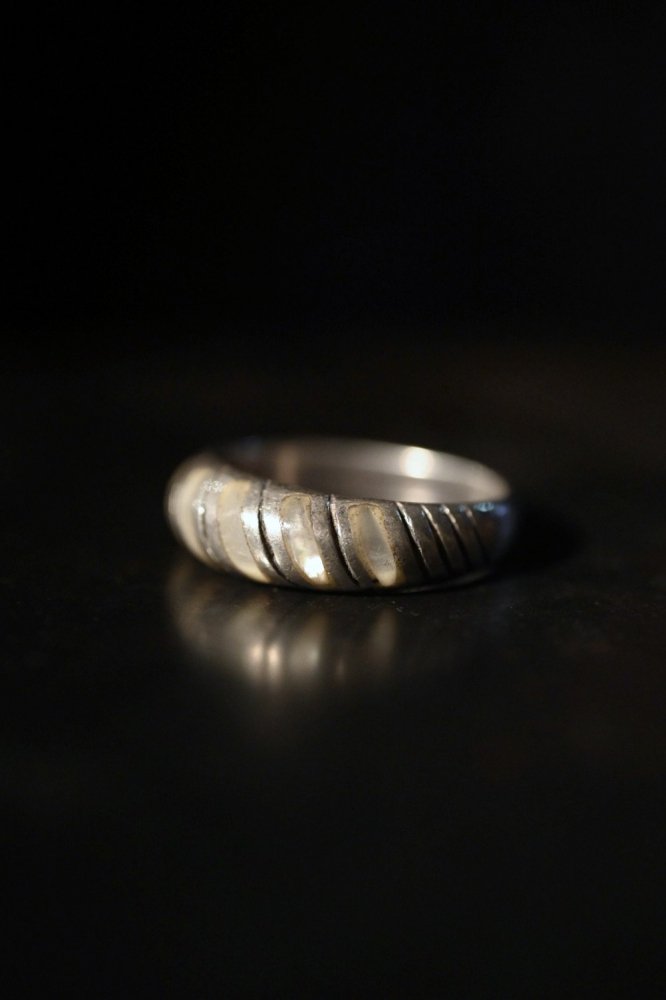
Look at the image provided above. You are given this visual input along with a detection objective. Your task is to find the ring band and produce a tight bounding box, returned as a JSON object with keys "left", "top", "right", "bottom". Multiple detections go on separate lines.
{"left": 165, "top": 437, "right": 517, "bottom": 591}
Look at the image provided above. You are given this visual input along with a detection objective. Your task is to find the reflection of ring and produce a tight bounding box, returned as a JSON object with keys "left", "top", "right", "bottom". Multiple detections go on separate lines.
{"left": 168, "top": 559, "right": 412, "bottom": 685}
{"left": 167, "top": 557, "right": 483, "bottom": 686}
{"left": 166, "top": 437, "right": 517, "bottom": 591}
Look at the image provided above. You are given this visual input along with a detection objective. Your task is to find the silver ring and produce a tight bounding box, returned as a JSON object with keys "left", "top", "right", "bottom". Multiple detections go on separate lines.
{"left": 165, "top": 437, "right": 517, "bottom": 592}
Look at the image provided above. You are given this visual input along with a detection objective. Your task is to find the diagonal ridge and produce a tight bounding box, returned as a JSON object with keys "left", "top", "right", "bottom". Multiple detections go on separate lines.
{"left": 421, "top": 504, "right": 452, "bottom": 574}
{"left": 442, "top": 505, "right": 471, "bottom": 569}
{"left": 327, "top": 496, "right": 359, "bottom": 585}
{"left": 257, "top": 483, "right": 290, "bottom": 582}
{"left": 396, "top": 502, "right": 430, "bottom": 579}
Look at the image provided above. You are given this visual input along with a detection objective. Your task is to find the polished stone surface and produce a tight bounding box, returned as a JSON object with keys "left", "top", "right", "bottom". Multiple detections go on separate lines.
{"left": 280, "top": 493, "right": 330, "bottom": 586}
{"left": 348, "top": 502, "right": 401, "bottom": 586}
{"left": 2, "top": 333, "right": 665, "bottom": 995}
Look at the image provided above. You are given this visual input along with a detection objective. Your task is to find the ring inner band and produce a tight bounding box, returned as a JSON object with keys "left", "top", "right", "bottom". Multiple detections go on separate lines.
{"left": 224, "top": 437, "right": 510, "bottom": 505}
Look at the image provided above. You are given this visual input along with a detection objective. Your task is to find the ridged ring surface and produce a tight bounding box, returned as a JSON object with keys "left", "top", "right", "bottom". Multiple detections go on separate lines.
{"left": 165, "top": 437, "right": 517, "bottom": 591}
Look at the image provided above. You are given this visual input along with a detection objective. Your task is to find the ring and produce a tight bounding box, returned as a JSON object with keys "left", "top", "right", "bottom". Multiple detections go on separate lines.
{"left": 165, "top": 437, "right": 517, "bottom": 591}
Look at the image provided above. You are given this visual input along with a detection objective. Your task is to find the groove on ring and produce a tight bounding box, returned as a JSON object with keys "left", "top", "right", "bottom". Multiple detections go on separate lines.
{"left": 398, "top": 502, "right": 449, "bottom": 580}
{"left": 327, "top": 496, "right": 360, "bottom": 586}
{"left": 257, "top": 483, "right": 291, "bottom": 583}
{"left": 420, "top": 505, "right": 453, "bottom": 577}
{"left": 441, "top": 504, "right": 473, "bottom": 570}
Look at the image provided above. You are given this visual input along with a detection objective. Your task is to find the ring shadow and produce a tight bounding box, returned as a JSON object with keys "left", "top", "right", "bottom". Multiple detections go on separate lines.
{"left": 500, "top": 501, "right": 584, "bottom": 576}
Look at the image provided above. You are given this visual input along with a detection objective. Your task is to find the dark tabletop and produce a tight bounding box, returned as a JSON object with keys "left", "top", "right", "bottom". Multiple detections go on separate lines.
{"left": 3, "top": 330, "right": 665, "bottom": 996}
{"left": 5, "top": 3, "right": 666, "bottom": 994}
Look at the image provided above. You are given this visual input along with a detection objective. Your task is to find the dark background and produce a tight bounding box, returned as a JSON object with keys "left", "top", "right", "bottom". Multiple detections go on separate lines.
{"left": 4, "top": 3, "right": 666, "bottom": 996}
{"left": 8, "top": 2, "right": 666, "bottom": 344}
